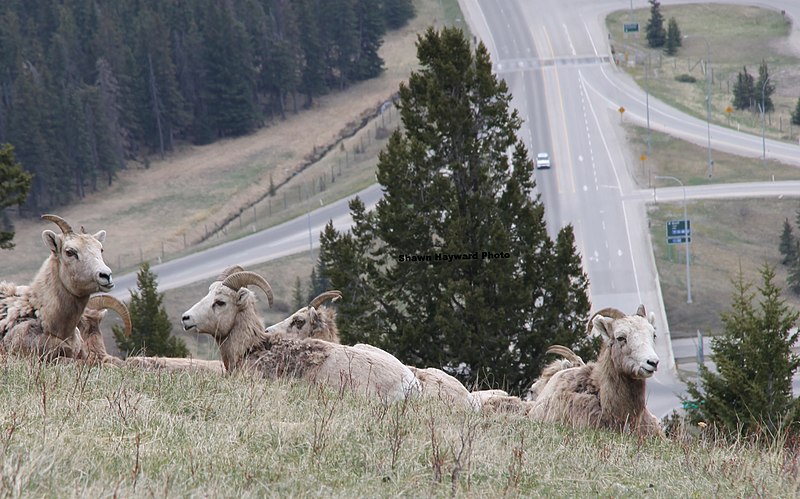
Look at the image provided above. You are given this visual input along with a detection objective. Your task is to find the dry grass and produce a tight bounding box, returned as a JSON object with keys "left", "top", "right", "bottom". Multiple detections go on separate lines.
{"left": 623, "top": 123, "right": 800, "bottom": 187}
{"left": 1, "top": 357, "right": 799, "bottom": 497}
{"left": 607, "top": 4, "right": 800, "bottom": 142}
{"left": 0, "top": 0, "right": 457, "bottom": 284}
{"left": 649, "top": 198, "right": 800, "bottom": 337}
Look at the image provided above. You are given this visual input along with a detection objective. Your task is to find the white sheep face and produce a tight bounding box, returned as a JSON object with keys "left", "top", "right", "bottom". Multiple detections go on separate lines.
{"left": 593, "top": 310, "right": 658, "bottom": 379}
{"left": 43, "top": 229, "right": 113, "bottom": 294}
{"left": 181, "top": 282, "right": 256, "bottom": 339}
{"left": 266, "top": 306, "right": 320, "bottom": 338}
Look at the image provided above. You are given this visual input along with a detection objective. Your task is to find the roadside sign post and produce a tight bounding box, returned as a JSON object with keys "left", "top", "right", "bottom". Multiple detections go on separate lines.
{"left": 656, "top": 175, "right": 693, "bottom": 304}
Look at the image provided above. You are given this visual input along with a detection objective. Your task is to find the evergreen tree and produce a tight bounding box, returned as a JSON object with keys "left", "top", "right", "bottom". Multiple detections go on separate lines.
{"left": 292, "top": 276, "right": 305, "bottom": 311}
{"left": 755, "top": 60, "right": 775, "bottom": 114}
{"left": 796, "top": 202, "right": 800, "bottom": 232}
{"left": 113, "top": 262, "right": 189, "bottom": 358}
{"left": 319, "top": 27, "right": 591, "bottom": 393}
{"left": 732, "top": 66, "right": 755, "bottom": 110}
{"left": 793, "top": 97, "right": 800, "bottom": 126}
{"left": 645, "top": 0, "right": 666, "bottom": 48}
{"left": 686, "top": 264, "right": 800, "bottom": 436}
{"left": 779, "top": 218, "right": 796, "bottom": 266}
{"left": 308, "top": 258, "right": 331, "bottom": 302}
{"left": 351, "top": 0, "right": 386, "bottom": 81}
{"left": 383, "top": 0, "right": 415, "bottom": 29}
{"left": 789, "top": 242, "right": 800, "bottom": 295}
{"left": 0, "top": 143, "right": 32, "bottom": 249}
{"left": 664, "top": 17, "right": 681, "bottom": 55}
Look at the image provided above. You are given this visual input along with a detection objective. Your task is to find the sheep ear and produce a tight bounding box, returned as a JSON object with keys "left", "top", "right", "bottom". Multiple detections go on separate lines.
{"left": 93, "top": 230, "right": 107, "bottom": 243}
{"left": 648, "top": 312, "right": 655, "bottom": 326}
{"left": 591, "top": 315, "right": 615, "bottom": 342}
{"left": 236, "top": 288, "right": 253, "bottom": 310}
{"left": 635, "top": 304, "right": 646, "bottom": 317}
{"left": 42, "top": 230, "right": 61, "bottom": 255}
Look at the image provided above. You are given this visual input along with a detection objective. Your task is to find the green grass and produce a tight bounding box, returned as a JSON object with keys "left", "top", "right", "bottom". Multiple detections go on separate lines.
{"left": 607, "top": 4, "right": 800, "bottom": 143}
{"left": 648, "top": 198, "right": 800, "bottom": 337}
{"left": 624, "top": 124, "right": 800, "bottom": 187}
{"left": 1, "top": 357, "right": 798, "bottom": 496}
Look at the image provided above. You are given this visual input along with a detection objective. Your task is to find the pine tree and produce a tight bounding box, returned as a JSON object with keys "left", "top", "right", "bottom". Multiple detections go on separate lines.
{"left": 789, "top": 242, "right": 800, "bottom": 295}
{"left": 383, "top": 0, "right": 415, "bottom": 29}
{"left": 113, "top": 262, "right": 189, "bottom": 358}
{"left": 779, "top": 218, "right": 796, "bottom": 266}
{"left": 755, "top": 60, "right": 775, "bottom": 114}
{"left": 645, "top": 0, "right": 666, "bottom": 48}
{"left": 793, "top": 97, "right": 800, "bottom": 126}
{"left": 0, "top": 143, "right": 32, "bottom": 249}
{"left": 319, "top": 27, "right": 591, "bottom": 393}
{"left": 664, "top": 17, "right": 681, "bottom": 55}
{"left": 686, "top": 264, "right": 800, "bottom": 436}
{"left": 732, "top": 66, "right": 755, "bottom": 110}
{"left": 292, "top": 276, "right": 305, "bottom": 311}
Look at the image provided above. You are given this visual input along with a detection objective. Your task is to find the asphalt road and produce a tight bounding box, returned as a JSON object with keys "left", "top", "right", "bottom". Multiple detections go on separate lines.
{"left": 110, "top": 0, "right": 800, "bottom": 417}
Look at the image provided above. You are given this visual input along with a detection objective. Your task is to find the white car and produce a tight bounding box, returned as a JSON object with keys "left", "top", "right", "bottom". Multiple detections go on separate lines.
{"left": 536, "top": 152, "right": 551, "bottom": 169}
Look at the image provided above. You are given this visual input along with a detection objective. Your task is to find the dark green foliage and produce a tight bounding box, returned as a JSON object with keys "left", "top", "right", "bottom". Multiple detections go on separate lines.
{"left": 779, "top": 218, "right": 796, "bottom": 266}
{"left": 792, "top": 97, "right": 800, "bottom": 126}
{"left": 319, "top": 28, "right": 591, "bottom": 394}
{"left": 732, "top": 66, "right": 755, "bottom": 110}
{"left": 789, "top": 242, "right": 800, "bottom": 295}
{"left": 383, "top": 0, "right": 415, "bottom": 29}
{"left": 674, "top": 74, "right": 696, "bottom": 83}
{"left": 0, "top": 0, "right": 411, "bottom": 212}
{"left": 686, "top": 264, "right": 800, "bottom": 437}
{"left": 113, "top": 262, "right": 189, "bottom": 358}
{"left": 755, "top": 60, "right": 775, "bottom": 114}
{"left": 292, "top": 276, "right": 305, "bottom": 311}
{"left": 645, "top": 0, "right": 666, "bottom": 48}
{"left": 664, "top": 17, "right": 681, "bottom": 55}
{"left": 308, "top": 260, "right": 331, "bottom": 303}
{"left": 0, "top": 144, "right": 32, "bottom": 249}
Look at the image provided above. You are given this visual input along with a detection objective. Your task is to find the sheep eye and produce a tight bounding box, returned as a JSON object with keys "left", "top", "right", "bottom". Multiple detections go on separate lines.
{"left": 292, "top": 319, "right": 305, "bottom": 328}
{"left": 65, "top": 248, "right": 77, "bottom": 258}
{"left": 616, "top": 336, "right": 626, "bottom": 343}
{"left": 214, "top": 300, "right": 226, "bottom": 307}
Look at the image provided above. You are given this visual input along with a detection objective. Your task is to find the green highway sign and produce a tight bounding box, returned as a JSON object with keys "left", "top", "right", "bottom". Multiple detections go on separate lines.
{"left": 623, "top": 23, "right": 640, "bottom": 33}
{"left": 666, "top": 219, "right": 691, "bottom": 244}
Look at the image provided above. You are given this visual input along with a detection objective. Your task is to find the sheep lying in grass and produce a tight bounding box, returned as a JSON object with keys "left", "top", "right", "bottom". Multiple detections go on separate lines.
{"left": 78, "top": 294, "right": 131, "bottom": 366}
{"left": 266, "top": 290, "right": 342, "bottom": 342}
{"left": 124, "top": 356, "right": 224, "bottom": 374}
{"left": 405, "top": 366, "right": 479, "bottom": 411}
{"left": 524, "top": 345, "right": 586, "bottom": 402}
{"left": 181, "top": 269, "right": 418, "bottom": 403}
{"left": 0, "top": 215, "right": 113, "bottom": 359}
{"left": 527, "top": 305, "right": 664, "bottom": 437}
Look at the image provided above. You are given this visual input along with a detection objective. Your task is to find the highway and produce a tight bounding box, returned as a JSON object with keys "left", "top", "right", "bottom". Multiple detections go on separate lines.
{"left": 110, "top": 0, "right": 800, "bottom": 417}
{"left": 460, "top": 0, "right": 800, "bottom": 417}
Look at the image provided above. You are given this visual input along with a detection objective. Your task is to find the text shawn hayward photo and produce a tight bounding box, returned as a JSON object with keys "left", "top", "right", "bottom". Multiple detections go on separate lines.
{"left": 398, "top": 251, "right": 511, "bottom": 263}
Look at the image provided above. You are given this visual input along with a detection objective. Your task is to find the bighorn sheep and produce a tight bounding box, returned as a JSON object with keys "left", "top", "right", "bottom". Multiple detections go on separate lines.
{"left": 527, "top": 305, "right": 664, "bottom": 437}
{"left": 0, "top": 215, "right": 113, "bottom": 359}
{"left": 406, "top": 366, "right": 479, "bottom": 411}
{"left": 78, "top": 294, "right": 131, "bottom": 365}
{"left": 124, "top": 356, "right": 225, "bottom": 374}
{"left": 181, "top": 269, "right": 418, "bottom": 403}
{"left": 266, "top": 290, "right": 342, "bottom": 342}
{"left": 524, "top": 345, "right": 585, "bottom": 402}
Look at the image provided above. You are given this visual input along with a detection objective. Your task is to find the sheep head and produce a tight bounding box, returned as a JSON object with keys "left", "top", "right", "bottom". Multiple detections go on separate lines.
{"left": 181, "top": 270, "right": 273, "bottom": 340}
{"left": 266, "top": 290, "right": 341, "bottom": 339}
{"left": 79, "top": 294, "right": 132, "bottom": 338}
{"left": 591, "top": 304, "right": 658, "bottom": 379}
{"left": 41, "top": 214, "right": 113, "bottom": 294}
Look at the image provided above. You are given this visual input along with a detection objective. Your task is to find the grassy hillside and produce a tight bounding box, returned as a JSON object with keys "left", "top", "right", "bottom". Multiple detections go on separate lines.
{"left": 1, "top": 357, "right": 798, "bottom": 496}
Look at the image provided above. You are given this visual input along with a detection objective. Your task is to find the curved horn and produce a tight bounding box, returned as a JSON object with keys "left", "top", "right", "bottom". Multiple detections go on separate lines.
{"left": 222, "top": 271, "right": 274, "bottom": 308}
{"left": 41, "top": 214, "right": 73, "bottom": 234}
{"left": 545, "top": 345, "right": 585, "bottom": 366}
{"left": 309, "top": 290, "right": 342, "bottom": 309}
{"left": 87, "top": 294, "right": 132, "bottom": 337}
{"left": 216, "top": 265, "right": 245, "bottom": 282}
